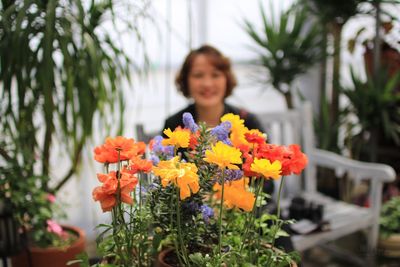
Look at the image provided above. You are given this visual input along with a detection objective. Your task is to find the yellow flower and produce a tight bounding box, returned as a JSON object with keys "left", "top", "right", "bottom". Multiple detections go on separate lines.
{"left": 221, "top": 113, "right": 244, "bottom": 130}
{"left": 162, "top": 128, "right": 190, "bottom": 148}
{"left": 221, "top": 113, "right": 250, "bottom": 147}
{"left": 152, "top": 157, "right": 199, "bottom": 200}
{"left": 204, "top": 141, "right": 242, "bottom": 169}
{"left": 213, "top": 178, "right": 255, "bottom": 212}
{"left": 250, "top": 158, "right": 282, "bottom": 179}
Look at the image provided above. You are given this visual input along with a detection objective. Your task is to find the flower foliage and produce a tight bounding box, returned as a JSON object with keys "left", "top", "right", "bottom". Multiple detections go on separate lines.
{"left": 91, "top": 112, "right": 308, "bottom": 266}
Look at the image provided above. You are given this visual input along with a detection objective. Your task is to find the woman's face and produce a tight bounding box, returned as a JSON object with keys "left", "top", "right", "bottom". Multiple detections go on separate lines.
{"left": 188, "top": 54, "right": 227, "bottom": 108}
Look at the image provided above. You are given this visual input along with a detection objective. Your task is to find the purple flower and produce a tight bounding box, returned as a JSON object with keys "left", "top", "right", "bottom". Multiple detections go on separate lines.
{"left": 215, "top": 169, "right": 243, "bottom": 183}
{"left": 225, "top": 169, "right": 243, "bottom": 181}
{"left": 210, "top": 121, "right": 231, "bottom": 144}
{"left": 151, "top": 135, "right": 174, "bottom": 158}
{"left": 200, "top": 205, "right": 214, "bottom": 223}
{"left": 150, "top": 155, "right": 160, "bottom": 165}
{"left": 222, "top": 138, "right": 232, "bottom": 146}
{"left": 182, "top": 112, "right": 199, "bottom": 133}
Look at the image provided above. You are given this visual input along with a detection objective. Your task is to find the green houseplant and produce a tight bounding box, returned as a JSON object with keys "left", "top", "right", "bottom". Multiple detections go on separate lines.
{"left": 341, "top": 69, "right": 400, "bottom": 162}
{"left": 243, "top": 1, "right": 323, "bottom": 109}
{"left": 379, "top": 196, "right": 400, "bottom": 257}
{"left": 0, "top": 0, "right": 146, "bottom": 263}
{"left": 300, "top": 0, "right": 368, "bottom": 152}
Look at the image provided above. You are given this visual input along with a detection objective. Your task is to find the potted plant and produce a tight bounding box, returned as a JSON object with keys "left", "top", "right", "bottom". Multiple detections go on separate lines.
{"left": 0, "top": 0, "right": 144, "bottom": 265}
{"left": 243, "top": 2, "right": 323, "bottom": 109}
{"left": 83, "top": 112, "right": 307, "bottom": 266}
{"left": 0, "top": 151, "right": 85, "bottom": 267}
{"left": 379, "top": 196, "right": 400, "bottom": 257}
{"left": 299, "top": 0, "right": 369, "bottom": 152}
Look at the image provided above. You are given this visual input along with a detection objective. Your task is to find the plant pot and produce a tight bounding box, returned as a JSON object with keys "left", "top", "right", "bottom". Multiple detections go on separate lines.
{"left": 379, "top": 234, "right": 400, "bottom": 258}
{"left": 156, "top": 247, "right": 174, "bottom": 267}
{"left": 156, "top": 246, "right": 298, "bottom": 267}
{"left": 11, "top": 225, "right": 86, "bottom": 267}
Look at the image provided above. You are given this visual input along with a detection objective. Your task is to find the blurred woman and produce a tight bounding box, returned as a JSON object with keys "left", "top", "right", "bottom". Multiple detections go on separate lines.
{"left": 163, "top": 44, "right": 262, "bottom": 131}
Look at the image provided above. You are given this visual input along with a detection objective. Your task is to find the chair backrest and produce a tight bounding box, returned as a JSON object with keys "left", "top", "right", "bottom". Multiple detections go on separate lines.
{"left": 256, "top": 102, "right": 317, "bottom": 195}
{"left": 135, "top": 124, "right": 159, "bottom": 143}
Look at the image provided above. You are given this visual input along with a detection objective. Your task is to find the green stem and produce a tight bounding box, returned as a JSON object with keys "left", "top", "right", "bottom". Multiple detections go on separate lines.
{"left": 218, "top": 169, "right": 226, "bottom": 264}
{"left": 138, "top": 173, "right": 142, "bottom": 267}
{"left": 176, "top": 188, "right": 190, "bottom": 266}
{"left": 169, "top": 190, "right": 184, "bottom": 267}
{"left": 267, "top": 176, "right": 285, "bottom": 266}
{"left": 276, "top": 176, "right": 285, "bottom": 223}
{"left": 268, "top": 176, "right": 286, "bottom": 266}
{"left": 114, "top": 151, "right": 125, "bottom": 264}
{"left": 116, "top": 151, "right": 129, "bottom": 265}
{"left": 240, "top": 178, "right": 263, "bottom": 256}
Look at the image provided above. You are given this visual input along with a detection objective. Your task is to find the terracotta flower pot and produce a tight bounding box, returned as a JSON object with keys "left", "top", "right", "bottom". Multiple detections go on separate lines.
{"left": 379, "top": 233, "right": 400, "bottom": 258}
{"left": 156, "top": 247, "right": 174, "bottom": 267}
{"left": 156, "top": 246, "right": 298, "bottom": 267}
{"left": 11, "top": 225, "right": 86, "bottom": 267}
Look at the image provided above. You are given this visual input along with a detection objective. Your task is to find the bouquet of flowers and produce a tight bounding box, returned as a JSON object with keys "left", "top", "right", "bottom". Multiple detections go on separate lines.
{"left": 88, "top": 112, "right": 307, "bottom": 266}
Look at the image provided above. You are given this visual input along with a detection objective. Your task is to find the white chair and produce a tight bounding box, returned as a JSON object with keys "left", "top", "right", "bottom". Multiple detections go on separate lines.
{"left": 135, "top": 124, "right": 158, "bottom": 143}
{"left": 256, "top": 102, "right": 396, "bottom": 264}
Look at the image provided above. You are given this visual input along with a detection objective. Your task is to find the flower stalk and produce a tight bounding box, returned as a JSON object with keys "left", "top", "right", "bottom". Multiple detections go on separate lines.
{"left": 218, "top": 168, "right": 226, "bottom": 264}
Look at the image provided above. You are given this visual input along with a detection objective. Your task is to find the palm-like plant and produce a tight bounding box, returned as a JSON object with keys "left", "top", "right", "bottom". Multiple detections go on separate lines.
{"left": 342, "top": 69, "right": 400, "bottom": 161}
{"left": 244, "top": 2, "right": 323, "bottom": 109}
{"left": 0, "top": 0, "right": 133, "bottom": 189}
{"left": 0, "top": 0, "right": 147, "bottom": 247}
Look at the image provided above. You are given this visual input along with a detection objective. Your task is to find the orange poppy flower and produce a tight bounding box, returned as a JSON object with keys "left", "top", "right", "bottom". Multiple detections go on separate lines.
{"left": 255, "top": 143, "right": 285, "bottom": 163}
{"left": 242, "top": 154, "right": 259, "bottom": 177}
{"left": 244, "top": 130, "right": 266, "bottom": 145}
{"left": 130, "top": 156, "right": 153, "bottom": 173}
{"left": 92, "top": 170, "right": 138, "bottom": 212}
{"left": 281, "top": 144, "right": 308, "bottom": 175}
{"left": 213, "top": 178, "right": 255, "bottom": 212}
{"left": 94, "top": 136, "right": 146, "bottom": 163}
{"left": 189, "top": 131, "right": 200, "bottom": 150}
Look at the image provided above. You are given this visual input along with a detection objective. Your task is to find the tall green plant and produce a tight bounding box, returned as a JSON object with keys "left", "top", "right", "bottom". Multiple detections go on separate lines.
{"left": 342, "top": 69, "right": 400, "bottom": 161}
{"left": 244, "top": 2, "right": 323, "bottom": 109}
{"left": 0, "top": 0, "right": 147, "bottom": 247}
{"left": 0, "top": 0, "right": 135, "bottom": 190}
{"left": 300, "top": 0, "right": 393, "bottom": 152}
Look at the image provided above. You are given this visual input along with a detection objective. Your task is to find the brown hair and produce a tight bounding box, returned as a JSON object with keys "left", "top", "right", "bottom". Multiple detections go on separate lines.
{"left": 175, "top": 45, "right": 237, "bottom": 98}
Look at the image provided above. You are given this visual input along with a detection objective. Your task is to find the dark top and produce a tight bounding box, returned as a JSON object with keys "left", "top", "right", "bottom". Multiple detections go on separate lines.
{"left": 163, "top": 103, "right": 264, "bottom": 132}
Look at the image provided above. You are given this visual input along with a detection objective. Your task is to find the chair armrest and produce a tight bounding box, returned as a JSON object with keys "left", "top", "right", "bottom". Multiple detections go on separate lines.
{"left": 310, "top": 148, "right": 396, "bottom": 183}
